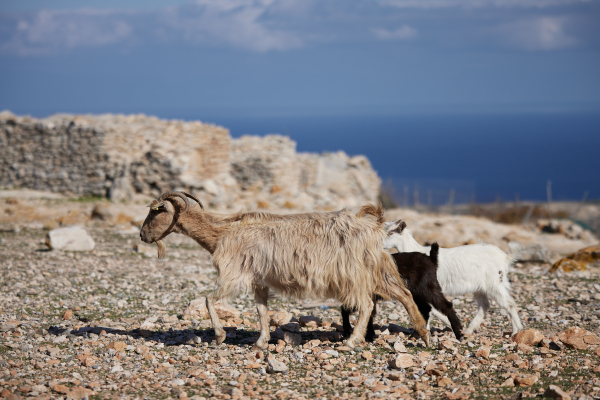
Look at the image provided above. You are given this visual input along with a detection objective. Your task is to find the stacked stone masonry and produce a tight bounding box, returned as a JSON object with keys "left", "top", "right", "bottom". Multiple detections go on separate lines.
{"left": 0, "top": 111, "right": 381, "bottom": 209}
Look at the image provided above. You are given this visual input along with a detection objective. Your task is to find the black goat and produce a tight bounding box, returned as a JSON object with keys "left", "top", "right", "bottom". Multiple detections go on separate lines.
{"left": 341, "top": 243, "right": 463, "bottom": 341}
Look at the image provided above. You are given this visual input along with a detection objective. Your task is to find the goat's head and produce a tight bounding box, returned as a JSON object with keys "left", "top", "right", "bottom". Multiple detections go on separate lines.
{"left": 140, "top": 191, "right": 203, "bottom": 259}
{"left": 382, "top": 219, "right": 407, "bottom": 250}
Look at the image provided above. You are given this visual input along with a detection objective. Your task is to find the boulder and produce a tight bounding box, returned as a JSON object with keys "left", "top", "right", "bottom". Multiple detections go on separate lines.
{"left": 181, "top": 298, "right": 240, "bottom": 320}
{"left": 557, "top": 327, "right": 600, "bottom": 350}
{"left": 550, "top": 245, "right": 600, "bottom": 273}
{"left": 512, "top": 329, "right": 544, "bottom": 346}
{"left": 45, "top": 226, "right": 95, "bottom": 251}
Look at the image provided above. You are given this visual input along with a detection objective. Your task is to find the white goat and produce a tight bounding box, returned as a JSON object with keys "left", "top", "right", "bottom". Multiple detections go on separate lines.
{"left": 383, "top": 220, "right": 523, "bottom": 335}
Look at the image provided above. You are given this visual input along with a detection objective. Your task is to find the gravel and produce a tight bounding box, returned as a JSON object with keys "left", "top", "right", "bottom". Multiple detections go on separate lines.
{"left": 1, "top": 225, "right": 599, "bottom": 399}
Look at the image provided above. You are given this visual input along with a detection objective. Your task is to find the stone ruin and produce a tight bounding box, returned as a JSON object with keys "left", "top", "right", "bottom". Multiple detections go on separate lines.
{"left": 0, "top": 111, "right": 381, "bottom": 210}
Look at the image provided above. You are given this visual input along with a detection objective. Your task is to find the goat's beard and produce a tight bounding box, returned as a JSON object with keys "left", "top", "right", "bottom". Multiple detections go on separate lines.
{"left": 156, "top": 240, "right": 166, "bottom": 260}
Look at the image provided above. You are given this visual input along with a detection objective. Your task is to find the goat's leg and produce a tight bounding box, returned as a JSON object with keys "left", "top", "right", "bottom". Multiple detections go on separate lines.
{"left": 206, "top": 290, "right": 226, "bottom": 345}
{"left": 464, "top": 292, "right": 490, "bottom": 335}
{"left": 391, "top": 285, "right": 430, "bottom": 346}
{"left": 365, "top": 295, "right": 379, "bottom": 342}
{"left": 493, "top": 287, "right": 523, "bottom": 334}
{"left": 414, "top": 297, "right": 432, "bottom": 323}
{"left": 427, "top": 293, "right": 463, "bottom": 341}
{"left": 345, "top": 297, "right": 373, "bottom": 349}
{"left": 430, "top": 307, "right": 452, "bottom": 328}
{"left": 253, "top": 285, "right": 270, "bottom": 350}
{"left": 341, "top": 306, "right": 353, "bottom": 338}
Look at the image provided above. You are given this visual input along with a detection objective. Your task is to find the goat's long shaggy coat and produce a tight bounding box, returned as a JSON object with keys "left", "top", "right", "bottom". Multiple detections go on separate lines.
{"left": 140, "top": 193, "right": 429, "bottom": 348}
{"left": 213, "top": 210, "right": 399, "bottom": 309}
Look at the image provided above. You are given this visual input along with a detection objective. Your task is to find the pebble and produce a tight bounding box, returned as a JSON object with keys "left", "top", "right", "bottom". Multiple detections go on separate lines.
{"left": 267, "top": 358, "right": 288, "bottom": 373}
{"left": 388, "top": 354, "right": 415, "bottom": 369}
{"left": 1, "top": 219, "right": 599, "bottom": 400}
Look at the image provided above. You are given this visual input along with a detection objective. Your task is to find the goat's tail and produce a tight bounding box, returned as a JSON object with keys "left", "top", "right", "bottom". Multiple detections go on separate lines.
{"left": 502, "top": 251, "right": 516, "bottom": 291}
{"left": 357, "top": 203, "right": 385, "bottom": 224}
{"left": 429, "top": 242, "right": 439, "bottom": 267}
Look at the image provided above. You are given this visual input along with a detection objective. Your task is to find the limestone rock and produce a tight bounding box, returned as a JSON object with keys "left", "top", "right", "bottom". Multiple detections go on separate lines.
{"left": 558, "top": 327, "right": 600, "bottom": 350}
{"left": 1, "top": 113, "right": 380, "bottom": 210}
{"left": 514, "top": 374, "right": 537, "bottom": 386}
{"left": 181, "top": 298, "right": 240, "bottom": 320}
{"left": 283, "top": 331, "right": 302, "bottom": 346}
{"left": 475, "top": 346, "right": 491, "bottom": 360}
{"left": 512, "top": 329, "right": 544, "bottom": 346}
{"left": 388, "top": 354, "right": 415, "bottom": 369}
{"left": 393, "top": 341, "right": 407, "bottom": 353}
{"left": 269, "top": 310, "right": 292, "bottom": 327}
{"left": 266, "top": 357, "right": 288, "bottom": 373}
{"left": 107, "top": 342, "right": 127, "bottom": 352}
{"left": 45, "top": 227, "right": 95, "bottom": 251}
{"left": 544, "top": 385, "right": 571, "bottom": 400}
{"left": 550, "top": 245, "right": 600, "bottom": 273}
{"left": 280, "top": 323, "right": 300, "bottom": 333}
{"left": 298, "top": 316, "right": 321, "bottom": 328}
{"left": 90, "top": 203, "right": 113, "bottom": 221}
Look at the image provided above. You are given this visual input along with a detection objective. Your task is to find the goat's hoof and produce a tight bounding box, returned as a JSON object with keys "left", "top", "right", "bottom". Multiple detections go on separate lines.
{"left": 215, "top": 332, "right": 226, "bottom": 345}
{"left": 252, "top": 341, "right": 268, "bottom": 350}
{"left": 344, "top": 338, "right": 358, "bottom": 349}
{"left": 415, "top": 326, "right": 430, "bottom": 347}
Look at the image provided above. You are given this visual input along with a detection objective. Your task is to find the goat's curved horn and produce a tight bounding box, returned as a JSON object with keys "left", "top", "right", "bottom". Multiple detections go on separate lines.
{"left": 181, "top": 192, "right": 204, "bottom": 210}
{"left": 158, "top": 191, "right": 190, "bottom": 213}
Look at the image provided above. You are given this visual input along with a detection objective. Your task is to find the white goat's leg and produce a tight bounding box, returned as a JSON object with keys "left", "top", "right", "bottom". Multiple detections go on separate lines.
{"left": 493, "top": 287, "right": 523, "bottom": 334}
{"left": 464, "top": 292, "right": 490, "bottom": 335}
{"left": 430, "top": 307, "right": 452, "bottom": 329}
{"left": 253, "top": 285, "right": 270, "bottom": 350}
{"left": 345, "top": 297, "right": 373, "bottom": 349}
{"left": 206, "top": 291, "right": 226, "bottom": 345}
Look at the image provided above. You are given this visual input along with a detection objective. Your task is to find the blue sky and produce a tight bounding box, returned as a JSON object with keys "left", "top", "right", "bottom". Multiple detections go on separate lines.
{"left": 1, "top": 0, "right": 599, "bottom": 116}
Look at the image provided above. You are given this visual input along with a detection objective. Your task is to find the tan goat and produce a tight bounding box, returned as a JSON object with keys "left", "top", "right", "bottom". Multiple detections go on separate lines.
{"left": 139, "top": 191, "right": 430, "bottom": 349}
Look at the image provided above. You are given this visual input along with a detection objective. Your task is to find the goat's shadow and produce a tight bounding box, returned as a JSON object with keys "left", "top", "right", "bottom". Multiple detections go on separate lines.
{"left": 46, "top": 323, "right": 346, "bottom": 349}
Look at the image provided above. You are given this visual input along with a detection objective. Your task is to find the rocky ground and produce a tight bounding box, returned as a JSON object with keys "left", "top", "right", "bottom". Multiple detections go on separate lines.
{"left": 1, "top": 222, "right": 600, "bottom": 400}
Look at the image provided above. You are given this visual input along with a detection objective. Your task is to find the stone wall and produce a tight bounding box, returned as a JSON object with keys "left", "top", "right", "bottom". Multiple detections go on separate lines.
{"left": 0, "top": 111, "right": 381, "bottom": 210}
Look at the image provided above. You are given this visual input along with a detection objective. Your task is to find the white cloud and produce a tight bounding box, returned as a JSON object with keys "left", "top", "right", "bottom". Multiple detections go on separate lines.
{"left": 1, "top": 9, "right": 133, "bottom": 56}
{"left": 496, "top": 16, "right": 578, "bottom": 50}
{"left": 372, "top": 25, "right": 417, "bottom": 40}
{"left": 0, "top": 0, "right": 592, "bottom": 56}
{"left": 160, "top": 0, "right": 305, "bottom": 52}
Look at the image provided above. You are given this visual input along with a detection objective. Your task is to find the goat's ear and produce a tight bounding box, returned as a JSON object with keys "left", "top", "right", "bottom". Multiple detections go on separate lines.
{"left": 387, "top": 219, "right": 406, "bottom": 234}
{"left": 398, "top": 221, "right": 407, "bottom": 233}
{"left": 150, "top": 201, "right": 166, "bottom": 211}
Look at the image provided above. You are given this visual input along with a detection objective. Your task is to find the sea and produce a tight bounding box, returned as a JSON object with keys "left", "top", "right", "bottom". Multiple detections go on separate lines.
{"left": 187, "top": 110, "right": 600, "bottom": 205}
{"left": 16, "top": 108, "right": 600, "bottom": 205}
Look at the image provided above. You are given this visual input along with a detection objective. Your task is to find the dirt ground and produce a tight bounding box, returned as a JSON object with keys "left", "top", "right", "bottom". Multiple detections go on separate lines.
{"left": 1, "top": 219, "right": 599, "bottom": 400}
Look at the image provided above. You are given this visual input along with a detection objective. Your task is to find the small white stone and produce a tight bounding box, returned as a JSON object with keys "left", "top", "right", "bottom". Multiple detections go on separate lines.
{"left": 111, "top": 365, "right": 124, "bottom": 373}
